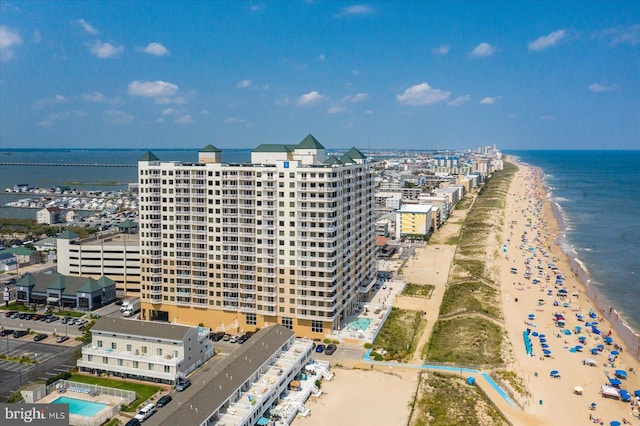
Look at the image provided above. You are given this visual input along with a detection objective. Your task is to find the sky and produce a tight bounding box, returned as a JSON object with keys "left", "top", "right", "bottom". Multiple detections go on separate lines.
{"left": 0, "top": 1, "right": 639, "bottom": 151}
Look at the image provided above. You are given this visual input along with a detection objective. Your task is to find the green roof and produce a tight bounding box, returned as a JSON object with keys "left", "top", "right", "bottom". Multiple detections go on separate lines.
{"left": 118, "top": 219, "right": 138, "bottom": 229}
{"left": 323, "top": 155, "right": 342, "bottom": 165}
{"left": 96, "top": 276, "right": 116, "bottom": 288}
{"left": 0, "top": 246, "right": 35, "bottom": 256}
{"left": 48, "top": 275, "right": 66, "bottom": 290}
{"left": 199, "top": 144, "right": 221, "bottom": 153}
{"left": 252, "top": 144, "right": 293, "bottom": 153}
{"left": 77, "top": 279, "right": 102, "bottom": 293}
{"left": 344, "top": 147, "right": 366, "bottom": 160}
{"left": 297, "top": 134, "right": 325, "bottom": 150}
{"left": 340, "top": 153, "right": 355, "bottom": 163}
{"left": 139, "top": 151, "right": 159, "bottom": 161}
{"left": 57, "top": 230, "right": 79, "bottom": 240}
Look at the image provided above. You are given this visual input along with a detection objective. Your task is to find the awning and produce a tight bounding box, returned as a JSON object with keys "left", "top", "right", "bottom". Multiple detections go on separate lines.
{"left": 46, "top": 297, "right": 59, "bottom": 303}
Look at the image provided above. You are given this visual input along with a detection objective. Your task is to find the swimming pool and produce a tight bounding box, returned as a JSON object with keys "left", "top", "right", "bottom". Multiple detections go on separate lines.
{"left": 346, "top": 317, "right": 372, "bottom": 332}
{"left": 52, "top": 396, "right": 109, "bottom": 417}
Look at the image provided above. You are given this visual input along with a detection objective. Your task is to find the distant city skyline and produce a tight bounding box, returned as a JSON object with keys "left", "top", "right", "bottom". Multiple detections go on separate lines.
{"left": 1, "top": 1, "right": 638, "bottom": 150}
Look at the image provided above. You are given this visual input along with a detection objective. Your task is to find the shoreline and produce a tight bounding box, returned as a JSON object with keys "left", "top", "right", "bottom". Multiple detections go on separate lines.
{"left": 525, "top": 160, "right": 640, "bottom": 360}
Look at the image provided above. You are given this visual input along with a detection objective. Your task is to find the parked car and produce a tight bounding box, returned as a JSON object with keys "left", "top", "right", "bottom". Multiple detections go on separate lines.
{"left": 229, "top": 335, "right": 239, "bottom": 343}
{"left": 11, "top": 312, "right": 20, "bottom": 319}
{"left": 13, "top": 330, "right": 28, "bottom": 338}
{"left": 33, "top": 333, "right": 48, "bottom": 342}
{"left": 315, "top": 344, "right": 326, "bottom": 353}
{"left": 32, "top": 314, "right": 42, "bottom": 321}
{"left": 156, "top": 395, "right": 172, "bottom": 407}
{"left": 46, "top": 316, "right": 60, "bottom": 323}
{"left": 134, "top": 403, "right": 156, "bottom": 422}
{"left": 209, "top": 331, "right": 225, "bottom": 341}
{"left": 175, "top": 378, "right": 191, "bottom": 392}
{"left": 124, "top": 419, "right": 140, "bottom": 426}
{"left": 222, "top": 334, "right": 231, "bottom": 341}
{"left": 237, "top": 334, "right": 250, "bottom": 344}
{"left": 4, "top": 311, "right": 17, "bottom": 318}
{"left": 324, "top": 344, "right": 337, "bottom": 355}
{"left": 56, "top": 335, "right": 70, "bottom": 343}
{"left": 0, "top": 329, "right": 15, "bottom": 337}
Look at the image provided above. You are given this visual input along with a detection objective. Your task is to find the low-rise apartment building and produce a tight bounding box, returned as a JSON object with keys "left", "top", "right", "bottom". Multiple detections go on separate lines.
{"left": 77, "top": 317, "right": 213, "bottom": 384}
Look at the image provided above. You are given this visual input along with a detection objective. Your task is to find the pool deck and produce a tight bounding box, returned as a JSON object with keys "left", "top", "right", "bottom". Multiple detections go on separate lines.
{"left": 38, "top": 389, "right": 123, "bottom": 423}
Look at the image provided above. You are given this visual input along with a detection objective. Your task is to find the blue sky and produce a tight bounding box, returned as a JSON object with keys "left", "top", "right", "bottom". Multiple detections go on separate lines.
{"left": 1, "top": 1, "right": 638, "bottom": 150}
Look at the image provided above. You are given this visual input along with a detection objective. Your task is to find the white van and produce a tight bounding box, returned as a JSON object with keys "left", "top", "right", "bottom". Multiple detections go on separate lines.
{"left": 134, "top": 403, "right": 156, "bottom": 421}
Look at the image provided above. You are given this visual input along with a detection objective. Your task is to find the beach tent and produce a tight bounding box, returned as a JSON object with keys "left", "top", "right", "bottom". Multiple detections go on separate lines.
{"left": 619, "top": 390, "right": 631, "bottom": 402}
{"left": 583, "top": 358, "right": 597, "bottom": 366}
{"left": 614, "top": 370, "right": 627, "bottom": 379}
{"left": 592, "top": 327, "right": 601, "bottom": 335}
{"left": 601, "top": 386, "right": 620, "bottom": 399}
{"left": 573, "top": 386, "right": 583, "bottom": 395}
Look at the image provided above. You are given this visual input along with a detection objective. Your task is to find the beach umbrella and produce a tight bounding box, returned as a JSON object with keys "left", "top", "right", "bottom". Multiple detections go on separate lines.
{"left": 528, "top": 314, "right": 535, "bottom": 320}
{"left": 549, "top": 370, "right": 560, "bottom": 377}
{"left": 574, "top": 326, "right": 582, "bottom": 332}
{"left": 590, "top": 348, "right": 599, "bottom": 355}
{"left": 608, "top": 377, "right": 621, "bottom": 387}
{"left": 592, "top": 327, "right": 601, "bottom": 335}
{"left": 575, "top": 345, "right": 583, "bottom": 352}
{"left": 634, "top": 389, "right": 640, "bottom": 397}
{"left": 610, "top": 421, "right": 621, "bottom": 426}
{"left": 585, "top": 322, "right": 591, "bottom": 326}
{"left": 539, "top": 334, "right": 546, "bottom": 339}
{"left": 540, "top": 337, "right": 547, "bottom": 342}
{"left": 541, "top": 343, "right": 549, "bottom": 349}
{"left": 615, "top": 370, "right": 627, "bottom": 379}
{"left": 532, "top": 331, "right": 539, "bottom": 337}
{"left": 597, "top": 344, "right": 604, "bottom": 351}
{"left": 578, "top": 337, "right": 587, "bottom": 344}
{"left": 610, "top": 350, "right": 619, "bottom": 356}
{"left": 543, "top": 349, "right": 552, "bottom": 356}
{"left": 604, "top": 336, "right": 613, "bottom": 344}
{"left": 591, "top": 321, "right": 598, "bottom": 326}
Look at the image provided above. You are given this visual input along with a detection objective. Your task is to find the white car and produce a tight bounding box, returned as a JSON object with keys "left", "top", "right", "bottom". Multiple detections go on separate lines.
{"left": 134, "top": 403, "right": 156, "bottom": 422}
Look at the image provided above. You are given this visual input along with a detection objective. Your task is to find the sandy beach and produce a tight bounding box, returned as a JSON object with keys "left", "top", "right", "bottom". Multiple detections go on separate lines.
{"left": 295, "top": 159, "right": 640, "bottom": 426}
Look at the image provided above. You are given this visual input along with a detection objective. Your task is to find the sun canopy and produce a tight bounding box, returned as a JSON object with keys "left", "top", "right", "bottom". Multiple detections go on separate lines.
{"left": 583, "top": 358, "right": 597, "bottom": 366}
{"left": 601, "top": 386, "right": 620, "bottom": 398}
{"left": 608, "top": 377, "right": 621, "bottom": 387}
{"left": 614, "top": 370, "right": 627, "bottom": 378}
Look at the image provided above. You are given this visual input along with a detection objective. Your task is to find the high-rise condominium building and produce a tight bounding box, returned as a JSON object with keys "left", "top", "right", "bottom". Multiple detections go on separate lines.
{"left": 137, "top": 135, "right": 375, "bottom": 338}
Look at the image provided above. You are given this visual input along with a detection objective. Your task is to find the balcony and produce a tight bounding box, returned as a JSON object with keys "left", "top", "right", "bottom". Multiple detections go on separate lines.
{"left": 81, "top": 345, "right": 183, "bottom": 367}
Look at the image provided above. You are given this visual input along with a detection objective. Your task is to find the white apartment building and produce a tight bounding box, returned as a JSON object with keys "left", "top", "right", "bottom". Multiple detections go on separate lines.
{"left": 56, "top": 230, "right": 141, "bottom": 297}
{"left": 77, "top": 317, "right": 213, "bottom": 384}
{"left": 137, "top": 135, "right": 376, "bottom": 338}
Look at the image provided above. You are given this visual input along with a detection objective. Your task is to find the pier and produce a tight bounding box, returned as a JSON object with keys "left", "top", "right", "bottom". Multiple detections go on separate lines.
{"left": 0, "top": 162, "right": 136, "bottom": 168}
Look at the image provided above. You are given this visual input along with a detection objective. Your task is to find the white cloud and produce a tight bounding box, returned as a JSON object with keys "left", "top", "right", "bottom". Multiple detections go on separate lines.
{"left": 175, "top": 115, "right": 193, "bottom": 124}
{"left": 432, "top": 44, "right": 450, "bottom": 55}
{"left": 128, "top": 80, "right": 179, "bottom": 98}
{"left": 237, "top": 79, "right": 252, "bottom": 88}
{"left": 75, "top": 18, "right": 98, "bottom": 35}
{"left": 470, "top": 42, "right": 497, "bottom": 57}
{"left": 81, "top": 91, "right": 120, "bottom": 104}
{"left": 540, "top": 115, "right": 555, "bottom": 121}
{"left": 162, "top": 108, "right": 177, "bottom": 115}
{"left": 143, "top": 42, "right": 169, "bottom": 56}
{"left": 528, "top": 29, "right": 566, "bottom": 51}
{"left": 335, "top": 4, "right": 373, "bottom": 18}
{"left": 588, "top": 83, "right": 616, "bottom": 92}
{"left": 33, "top": 30, "right": 41, "bottom": 44}
{"left": 352, "top": 70, "right": 360, "bottom": 76}
{"left": 448, "top": 95, "right": 471, "bottom": 106}
{"left": 296, "top": 91, "right": 327, "bottom": 107}
{"left": 479, "top": 96, "right": 501, "bottom": 105}
{"left": 200, "top": 109, "right": 209, "bottom": 115}
{"left": 32, "top": 94, "right": 67, "bottom": 110}
{"left": 594, "top": 24, "right": 640, "bottom": 46}
{"left": 327, "top": 106, "right": 346, "bottom": 114}
{"left": 88, "top": 41, "right": 123, "bottom": 58}
{"left": 318, "top": 54, "right": 326, "bottom": 61}
{"left": 0, "top": 26, "right": 23, "bottom": 61}
{"left": 396, "top": 83, "right": 451, "bottom": 106}
{"left": 37, "top": 110, "right": 86, "bottom": 126}
{"left": 343, "top": 93, "right": 368, "bottom": 103}
{"left": 105, "top": 109, "right": 134, "bottom": 124}
{"left": 250, "top": 4, "right": 265, "bottom": 12}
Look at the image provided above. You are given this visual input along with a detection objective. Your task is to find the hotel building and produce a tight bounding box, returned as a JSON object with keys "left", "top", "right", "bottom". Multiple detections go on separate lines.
{"left": 137, "top": 135, "right": 376, "bottom": 338}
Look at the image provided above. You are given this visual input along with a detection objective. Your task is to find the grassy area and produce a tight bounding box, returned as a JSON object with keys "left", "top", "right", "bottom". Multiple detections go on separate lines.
{"left": 56, "top": 310, "right": 85, "bottom": 318}
{"left": 409, "top": 372, "right": 508, "bottom": 426}
{"left": 424, "top": 316, "right": 504, "bottom": 367}
{"left": 0, "top": 302, "right": 36, "bottom": 312}
{"left": 68, "top": 374, "right": 161, "bottom": 412}
{"left": 438, "top": 281, "right": 501, "bottom": 319}
{"left": 402, "top": 283, "right": 435, "bottom": 298}
{"left": 493, "top": 369, "right": 531, "bottom": 398}
{"left": 0, "top": 218, "right": 98, "bottom": 238}
{"left": 373, "top": 308, "right": 425, "bottom": 362}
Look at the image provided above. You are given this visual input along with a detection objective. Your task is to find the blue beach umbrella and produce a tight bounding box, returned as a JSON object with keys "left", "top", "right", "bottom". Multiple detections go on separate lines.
{"left": 575, "top": 345, "right": 583, "bottom": 352}
{"left": 532, "top": 331, "right": 539, "bottom": 337}
{"left": 549, "top": 370, "right": 560, "bottom": 377}
{"left": 634, "top": 389, "right": 640, "bottom": 397}
{"left": 610, "top": 421, "right": 621, "bottom": 426}
{"left": 540, "top": 337, "right": 547, "bottom": 343}
{"left": 610, "top": 350, "right": 619, "bottom": 356}
{"left": 539, "top": 334, "right": 546, "bottom": 339}
{"left": 597, "top": 344, "right": 604, "bottom": 351}
{"left": 543, "top": 349, "right": 552, "bottom": 356}
{"left": 615, "top": 370, "right": 627, "bottom": 379}
{"left": 541, "top": 343, "right": 549, "bottom": 349}
{"left": 590, "top": 348, "right": 599, "bottom": 355}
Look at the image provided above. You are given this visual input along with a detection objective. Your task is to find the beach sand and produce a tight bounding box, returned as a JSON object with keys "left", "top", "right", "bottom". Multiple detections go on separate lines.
{"left": 295, "top": 159, "right": 640, "bottom": 426}
{"left": 497, "top": 159, "right": 640, "bottom": 425}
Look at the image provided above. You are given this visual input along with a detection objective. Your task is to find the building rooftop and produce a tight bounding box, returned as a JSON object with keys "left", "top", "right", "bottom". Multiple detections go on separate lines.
{"left": 139, "top": 151, "right": 160, "bottom": 162}
{"left": 147, "top": 325, "right": 295, "bottom": 426}
{"left": 297, "top": 134, "right": 325, "bottom": 150}
{"left": 199, "top": 144, "right": 221, "bottom": 153}
{"left": 15, "top": 272, "right": 115, "bottom": 296}
{"left": 92, "top": 317, "right": 195, "bottom": 342}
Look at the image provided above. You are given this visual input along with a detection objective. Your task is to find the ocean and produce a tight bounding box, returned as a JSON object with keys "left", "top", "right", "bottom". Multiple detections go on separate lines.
{"left": 508, "top": 150, "right": 640, "bottom": 339}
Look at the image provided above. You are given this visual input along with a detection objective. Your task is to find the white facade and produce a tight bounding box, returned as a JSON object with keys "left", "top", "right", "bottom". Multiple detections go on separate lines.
{"left": 77, "top": 318, "right": 213, "bottom": 384}
{"left": 57, "top": 232, "right": 141, "bottom": 296}
{"left": 137, "top": 136, "right": 376, "bottom": 338}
